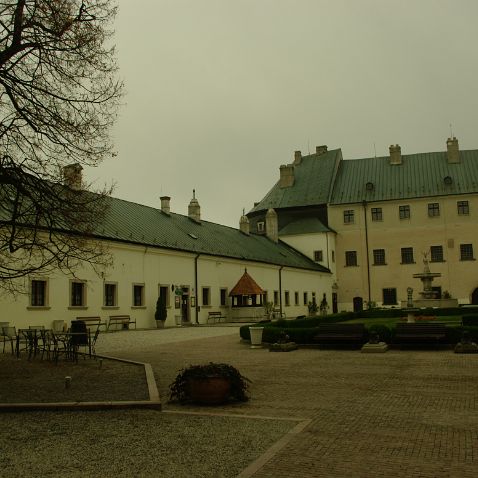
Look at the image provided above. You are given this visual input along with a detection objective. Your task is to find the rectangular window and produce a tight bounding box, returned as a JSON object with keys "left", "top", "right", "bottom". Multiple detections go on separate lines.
{"left": 303, "top": 292, "right": 308, "bottom": 306}
{"left": 30, "top": 279, "right": 47, "bottom": 307}
{"left": 294, "top": 291, "right": 299, "bottom": 306}
{"left": 263, "top": 290, "right": 268, "bottom": 304}
{"left": 343, "top": 210, "right": 354, "bottom": 224}
{"left": 70, "top": 281, "right": 86, "bottom": 307}
{"left": 257, "top": 222, "right": 265, "bottom": 233}
{"left": 220, "top": 288, "right": 227, "bottom": 306}
{"left": 428, "top": 203, "right": 440, "bottom": 217}
{"left": 401, "top": 247, "right": 414, "bottom": 264}
{"left": 273, "top": 290, "right": 279, "bottom": 306}
{"left": 457, "top": 200, "right": 469, "bottom": 215}
{"left": 314, "top": 250, "right": 323, "bottom": 262}
{"left": 159, "top": 285, "right": 170, "bottom": 307}
{"left": 373, "top": 249, "right": 386, "bottom": 265}
{"left": 202, "top": 287, "right": 210, "bottom": 306}
{"left": 382, "top": 288, "right": 397, "bottom": 305}
{"left": 331, "top": 250, "right": 335, "bottom": 262}
{"left": 371, "top": 207, "right": 383, "bottom": 221}
{"left": 284, "top": 291, "right": 290, "bottom": 307}
{"left": 345, "top": 250, "right": 357, "bottom": 267}
{"left": 133, "top": 284, "right": 144, "bottom": 307}
{"left": 460, "top": 244, "right": 474, "bottom": 261}
{"left": 430, "top": 246, "right": 444, "bottom": 262}
{"left": 104, "top": 282, "right": 117, "bottom": 307}
{"left": 399, "top": 205, "right": 410, "bottom": 219}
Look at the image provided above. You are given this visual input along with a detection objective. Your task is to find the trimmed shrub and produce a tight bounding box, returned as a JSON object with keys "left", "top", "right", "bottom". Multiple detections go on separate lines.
{"left": 366, "top": 324, "right": 393, "bottom": 343}
{"left": 462, "top": 315, "right": 478, "bottom": 326}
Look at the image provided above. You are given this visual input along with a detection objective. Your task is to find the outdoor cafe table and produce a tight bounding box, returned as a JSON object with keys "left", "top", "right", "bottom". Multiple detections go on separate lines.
{"left": 51, "top": 330, "right": 92, "bottom": 362}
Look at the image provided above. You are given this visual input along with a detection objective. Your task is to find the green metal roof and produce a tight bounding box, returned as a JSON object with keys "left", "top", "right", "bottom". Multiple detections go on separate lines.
{"left": 279, "top": 217, "right": 331, "bottom": 236}
{"left": 330, "top": 149, "right": 478, "bottom": 205}
{"left": 249, "top": 149, "right": 342, "bottom": 213}
{"left": 94, "top": 196, "right": 330, "bottom": 273}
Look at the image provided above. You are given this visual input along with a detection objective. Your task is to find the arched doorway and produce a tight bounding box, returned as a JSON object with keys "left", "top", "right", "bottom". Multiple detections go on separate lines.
{"left": 471, "top": 288, "right": 478, "bottom": 305}
{"left": 353, "top": 296, "right": 363, "bottom": 312}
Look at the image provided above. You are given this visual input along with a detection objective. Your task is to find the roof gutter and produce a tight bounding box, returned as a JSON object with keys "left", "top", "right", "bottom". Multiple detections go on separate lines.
{"left": 194, "top": 253, "right": 200, "bottom": 324}
{"left": 362, "top": 201, "right": 371, "bottom": 305}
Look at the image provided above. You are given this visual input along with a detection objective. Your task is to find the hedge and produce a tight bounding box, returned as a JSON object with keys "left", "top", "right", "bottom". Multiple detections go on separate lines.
{"left": 240, "top": 322, "right": 477, "bottom": 345}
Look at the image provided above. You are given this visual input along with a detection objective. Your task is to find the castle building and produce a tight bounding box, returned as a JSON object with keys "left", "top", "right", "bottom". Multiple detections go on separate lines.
{"left": 248, "top": 138, "right": 478, "bottom": 311}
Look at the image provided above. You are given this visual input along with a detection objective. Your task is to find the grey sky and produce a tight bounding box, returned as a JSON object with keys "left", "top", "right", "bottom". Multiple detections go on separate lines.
{"left": 85, "top": 0, "right": 478, "bottom": 227}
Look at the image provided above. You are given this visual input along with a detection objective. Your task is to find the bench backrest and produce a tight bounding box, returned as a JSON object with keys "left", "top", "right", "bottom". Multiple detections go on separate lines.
{"left": 317, "top": 324, "right": 365, "bottom": 333}
{"left": 396, "top": 323, "right": 446, "bottom": 333}
{"left": 75, "top": 316, "right": 101, "bottom": 323}
{"left": 208, "top": 311, "right": 222, "bottom": 316}
{"left": 109, "top": 315, "right": 131, "bottom": 321}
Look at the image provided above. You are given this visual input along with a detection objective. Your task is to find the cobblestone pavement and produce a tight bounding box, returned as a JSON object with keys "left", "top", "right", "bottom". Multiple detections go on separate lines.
{"left": 98, "top": 327, "right": 478, "bottom": 478}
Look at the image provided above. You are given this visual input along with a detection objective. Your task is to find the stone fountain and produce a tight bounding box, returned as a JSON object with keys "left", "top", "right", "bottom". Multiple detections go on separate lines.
{"left": 401, "top": 253, "right": 458, "bottom": 309}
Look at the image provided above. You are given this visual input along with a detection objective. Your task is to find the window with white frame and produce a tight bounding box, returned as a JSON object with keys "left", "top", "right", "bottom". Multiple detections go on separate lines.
{"left": 159, "top": 285, "right": 170, "bottom": 307}
{"left": 314, "top": 250, "right": 323, "bottom": 262}
{"left": 133, "top": 284, "right": 144, "bottom": 307}
{"left": 104, "top": 282, "right": 117, "bottom": 307}
{"left": 70, "top": 281, "right": 86, "bottom": 307}
{"left": 428, "top": 202, "right": 440, "bottom": 217}
{"left": 371, "top": 207, "right": 383, "bottom": 221}
{"left": 457, "top": 200, "right": 469, "bottom": 215}
{"left": 430, "top": 245, "right": 444, "bottom": 262}
{"left": 399, "top": 205, "right": 410, "bottom": 219}
{"left": 30, "top": 279, "right": 48, "bottom": 307}
{"left": 294, "top": 291, "right": 299, "bottom": 306}
{"left": 220, "top": 288, "right": 228, "bottom": 306}
{"left": 284, "top": 291, "right": 290, "bottom": 307}
{"left": 303, "top": 291, "right": 308, "bottom": 306}
{"left": 273, "top": 290, "right": 279, "bottom": 306}
{"left": 460, "top": 244, "right": 474, "bottom": 261}
{"left": 202, "top": 287, "right": 211, "bottom": 306}
{"left": 343, "top": 210, "right": 355, "bottom": 224}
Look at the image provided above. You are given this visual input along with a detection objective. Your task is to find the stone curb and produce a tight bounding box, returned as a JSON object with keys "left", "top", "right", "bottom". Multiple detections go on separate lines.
{"left": 0, "top": 353, "right": 161, "bottom": 412}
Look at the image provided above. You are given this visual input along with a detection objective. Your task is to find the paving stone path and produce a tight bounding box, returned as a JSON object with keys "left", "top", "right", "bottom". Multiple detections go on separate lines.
{"left": 98, "top": 327, "right": 478, "bottom": 477}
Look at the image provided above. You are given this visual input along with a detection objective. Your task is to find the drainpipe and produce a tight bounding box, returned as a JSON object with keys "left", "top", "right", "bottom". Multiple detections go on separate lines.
{"left": 279, "top": 266, "right": 283, "bottom": 316}
{"left": 194, "top": 254, "right": 200, "bottom": 324}
{"left": 362, "top": 201, "right": 371, "bottom": 305}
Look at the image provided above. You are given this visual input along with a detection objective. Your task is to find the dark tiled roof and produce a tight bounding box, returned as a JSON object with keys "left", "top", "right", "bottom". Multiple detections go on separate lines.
{"left": 330, "top": 149, "right": 478, "bottom": 205}
{"left": 279, "top": 217, "right": 331, "bottom": 235}
{"left": 249, "top": 149, "right": 342, "bottom": 213}
{"left": 94, "top": 196, "right": 330, "bottom": 273}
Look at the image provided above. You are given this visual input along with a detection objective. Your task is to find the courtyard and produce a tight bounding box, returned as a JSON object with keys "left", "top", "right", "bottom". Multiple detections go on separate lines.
{"left": 1, "top": 326, "right": 477, "bottom": 477}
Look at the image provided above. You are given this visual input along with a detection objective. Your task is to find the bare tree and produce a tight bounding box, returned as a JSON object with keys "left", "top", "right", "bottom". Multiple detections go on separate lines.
{"left": 0, "top": 0, "right": 122, "bottom": 293}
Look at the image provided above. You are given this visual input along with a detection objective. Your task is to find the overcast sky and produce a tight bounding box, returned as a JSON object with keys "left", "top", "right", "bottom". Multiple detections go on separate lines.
{"left": 84, "top": 0, "right": 478, "bottom": 227}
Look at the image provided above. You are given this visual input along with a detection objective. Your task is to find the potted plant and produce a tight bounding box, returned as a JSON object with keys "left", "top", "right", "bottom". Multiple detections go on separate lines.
{"left": 155, "top": 295, "right": 167, "bottom": 328}
{"left": 308, "top": 299, "right": 318, "bottom": 316}
{"left": 169, "top": 362, "right": 250, "bottom": 405}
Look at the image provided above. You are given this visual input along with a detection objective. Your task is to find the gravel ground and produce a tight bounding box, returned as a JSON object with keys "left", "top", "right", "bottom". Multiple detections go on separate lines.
{"left": 0, "top": 327, "right": 296, "bottom": 478}
{"left": 0, "top": 410, "right": 293, "bottom": 478}
{"left": 0, "top": 354, "right": 149, "bottom": 403}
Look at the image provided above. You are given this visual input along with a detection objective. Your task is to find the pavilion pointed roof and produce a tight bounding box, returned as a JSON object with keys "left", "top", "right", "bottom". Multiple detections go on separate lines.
{"left": 229, "top": 269, "right": 264, "bottom": 296}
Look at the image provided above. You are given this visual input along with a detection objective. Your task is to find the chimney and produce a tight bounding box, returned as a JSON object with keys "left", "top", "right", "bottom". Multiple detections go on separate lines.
{"left": 63, "top": 163, "right": 83, "bottom": 190}
{"left": 316, "top": 145, "right": 328, "bottom": 156}
{"left": 160, "top": 196, "right": 171, "bottom": 215}
{"left": 446, "top": 137, "right": 460, "bottom": 163}
{"left": 239, "top": 212, "right": 250, "bottom": 235}
{"left": 188, "top": 189, "right": 201, "bottom": 223}
{"left": 265, "top": 208, "right": 278, "bottom": 243}
{"left": 293, "top": 150, "right": 302, "bottom": 165}
{"left": 389, "top": 144, "right": 402, "bottom": 165}
{"left": 279, "top": 164, "right": 295, "bottom": 188}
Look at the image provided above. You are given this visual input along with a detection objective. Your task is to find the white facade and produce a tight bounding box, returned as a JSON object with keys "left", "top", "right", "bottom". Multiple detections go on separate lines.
{"left": 5, "top": 239, "right": 331, "bottom": 330}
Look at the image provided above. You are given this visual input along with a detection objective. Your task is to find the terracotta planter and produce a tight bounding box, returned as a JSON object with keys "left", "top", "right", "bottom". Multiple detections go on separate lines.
{"left": 189, "top": 377, "right": 231, "bottom": 405}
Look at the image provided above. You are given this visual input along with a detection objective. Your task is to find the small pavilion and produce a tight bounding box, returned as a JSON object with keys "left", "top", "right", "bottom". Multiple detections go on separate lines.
{"left": 229, "top": 270, "right": 265, "bottom": 319}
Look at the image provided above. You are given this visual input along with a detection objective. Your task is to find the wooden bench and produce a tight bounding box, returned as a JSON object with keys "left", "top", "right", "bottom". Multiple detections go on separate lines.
{"left": 107, "top": 315, "right": 136, "bottom": 332}
{"left": 314, "top": 323, "right": 366, "bottom": 345}
{"left": 462, "top": 315, "right": 478, "bottom": 326}
{"left": 394, "top": 323, "right": 447, "bottom": 346}
{"left": 207, "top": 311, "right": 226, "bottom": 324}
{"left": 75, "top": 316, "right": 107, "bottom": 332}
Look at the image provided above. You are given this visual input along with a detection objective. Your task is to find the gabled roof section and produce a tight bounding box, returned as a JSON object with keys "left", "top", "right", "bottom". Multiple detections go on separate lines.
{"left": 330, "top": 149, "right": 478, "bottom": 205}
{"left": 249, "top": 149, "right": 342, "bottom": 213}
{"left": 93, "top": 196, "right": 330, "bottom": 273}
{"left": 279, "top": 217, "right": 331, "bottom": 236}
{"left": 229, "top": 270, "right": 264, "bottom": 296}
